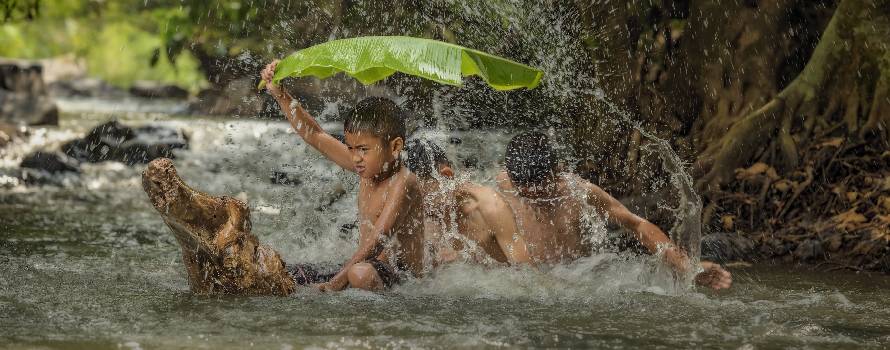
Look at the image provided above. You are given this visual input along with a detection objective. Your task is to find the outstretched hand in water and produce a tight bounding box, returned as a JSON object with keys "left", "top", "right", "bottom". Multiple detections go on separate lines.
{"left": 695, "top": 261, "right": 732, "bottom": 290}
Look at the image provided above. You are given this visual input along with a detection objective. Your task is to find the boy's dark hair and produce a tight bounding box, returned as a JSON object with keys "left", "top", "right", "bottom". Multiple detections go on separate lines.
{"left": 405, "top": 138, "right": 451, "bottom": 178}
{"left": 343, "top": 97, "right": 406, "bottom": 142}
{"left": 505, "top": 131, "right": 557, "bottom": 186}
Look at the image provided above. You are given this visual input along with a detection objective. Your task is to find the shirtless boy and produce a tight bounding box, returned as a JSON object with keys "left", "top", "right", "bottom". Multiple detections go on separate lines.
{"left": 261, "top": 61, "right": 425, "bottom": 291}
{"left": 405, "top": 139, "right": 512, "bottom": 265}
{"left": 457, "top": 132, "right": 733, "bottom": 290}
{"left": 404, "top": 139, "right": 546, "bottom": 266}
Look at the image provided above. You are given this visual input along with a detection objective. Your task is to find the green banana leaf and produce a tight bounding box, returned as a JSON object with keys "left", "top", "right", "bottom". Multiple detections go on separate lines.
{"left": 261, "top": 36, "right": 544, "bottom": 91}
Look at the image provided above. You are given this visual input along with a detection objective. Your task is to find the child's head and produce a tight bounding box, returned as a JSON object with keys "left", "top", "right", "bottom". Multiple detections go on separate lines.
{"left": 405, "top": 138, "right": 454, "bottom": 180}
{"left": 343, "top": 97, "right": 406, "bottom": 179}
{"left": 504, "top": 131, "right": 558, "bottom": 199}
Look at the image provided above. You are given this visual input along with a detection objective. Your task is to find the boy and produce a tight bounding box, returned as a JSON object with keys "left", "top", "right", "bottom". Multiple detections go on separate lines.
{"left": 404, "top": 138, "right": 528, "bottom": 265}
{"left": 459, "top": 132, "right": 732, "bottom": 290}
{"left": 404, "top": 138, "right": 459, "bottom": 266}
{"left": 262, "top": 61, "right": 425, "bottom": 291}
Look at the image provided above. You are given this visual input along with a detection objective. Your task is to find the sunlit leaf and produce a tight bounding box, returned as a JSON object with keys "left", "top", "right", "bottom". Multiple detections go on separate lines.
{"left": 264, "top": 36, "right": 544, "bottom": 91}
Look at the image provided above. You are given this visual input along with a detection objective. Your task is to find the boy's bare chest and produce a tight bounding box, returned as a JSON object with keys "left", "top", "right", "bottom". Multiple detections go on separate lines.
{"left": 357, "top": 184, "right": 391, "bottom": 222}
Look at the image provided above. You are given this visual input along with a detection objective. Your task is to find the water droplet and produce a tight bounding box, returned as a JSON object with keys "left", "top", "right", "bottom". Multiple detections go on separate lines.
{"left": 593, "top": 88, "right": 605, "bottom": 100}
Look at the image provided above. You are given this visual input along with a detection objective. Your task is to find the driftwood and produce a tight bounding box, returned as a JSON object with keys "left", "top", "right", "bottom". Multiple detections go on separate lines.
{"left": 142, "top": 158, "right": 295, "bottom": 295}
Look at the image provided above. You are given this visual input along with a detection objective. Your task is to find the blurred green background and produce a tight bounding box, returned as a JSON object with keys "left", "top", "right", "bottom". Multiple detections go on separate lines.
{"left": 1, "top": 0, "right": 212, "bottom": 91}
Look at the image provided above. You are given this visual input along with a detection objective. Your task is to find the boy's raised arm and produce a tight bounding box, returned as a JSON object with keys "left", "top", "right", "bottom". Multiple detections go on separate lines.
{"left": 319, "top": 175, "right": 412, "bottom": 291}
{"left": 581, "top": 178, "right": 732, "bottom": 290}
{"left": 261, "top": 61, "right": 355, "bottom": 172}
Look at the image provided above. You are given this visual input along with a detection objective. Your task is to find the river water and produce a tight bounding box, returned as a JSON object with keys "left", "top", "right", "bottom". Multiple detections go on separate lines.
{"left": 2, "top": 101, "right": 890, "bottom": 349}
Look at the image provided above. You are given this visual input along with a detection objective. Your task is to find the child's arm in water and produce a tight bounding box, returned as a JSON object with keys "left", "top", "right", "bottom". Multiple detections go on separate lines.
{"left": 580, "top": 177, "right": 732, "bottom": 290}
{"left": 318, "top": 173, "right": 413, "bottom": 291}
{"left": 261, "top": 61, "right": 355, "bottom": 172}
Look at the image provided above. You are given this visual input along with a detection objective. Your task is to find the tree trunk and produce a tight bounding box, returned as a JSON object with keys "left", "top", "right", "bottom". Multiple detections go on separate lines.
{"left": 694, "top": 0, "right": 890, "bottom": 190}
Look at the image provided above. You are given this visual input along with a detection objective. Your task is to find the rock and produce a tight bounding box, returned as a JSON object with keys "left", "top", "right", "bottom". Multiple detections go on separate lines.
{"left": 16, "top": 168, "right": 78, "bottom": 186}
{"left": 129, "top": 80, "right": 188, "bottom": 99}
{"left": 339, "top": 222, "right": 358, "bottom": 238}
{"left": 758, "top": 237, "right": 790, "bottom": 258}
{"left": 315, "top": 183, "right": 347, "bottom": 211}
{"left": 189, "top": 76, "right": 325, "bottom": 118}
{"left": 48, "top": 78, "right": 126, "bottom": 98}
{"left": 270, "top": 166, "right": 302, "bottom": 186}
{"left": 793, "top": 239, "right": 825, "bottom": 262}
{"left": 0, "top": 58, "right": 59, "bottom": 126}
{"left": 10, "top": 151, "right": 80, "bottom": 186}
{"left": 61, "top": 120, "right": 188, "bottom": 165}
{"left": 189, "top": 77, "right": 266, "bottom": 116}
{"left": 700, "top": 232, "right": 756, "bottom": 263}
{"left": 20, "top": 151, "right": 80, "bottom": 173}
{"left": 142, "top": 158, "right": 296, "bottom": 295}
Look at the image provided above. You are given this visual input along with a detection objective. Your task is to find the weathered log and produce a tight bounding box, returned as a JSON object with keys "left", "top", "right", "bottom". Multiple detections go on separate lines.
{"left": 142, "top": 158, "right": 295, "bottom": 295}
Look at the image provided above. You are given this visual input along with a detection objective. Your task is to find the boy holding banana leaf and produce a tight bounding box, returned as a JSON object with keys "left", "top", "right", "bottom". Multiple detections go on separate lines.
{"left": 262, "top": 61, "right": 425, "bottom": 292}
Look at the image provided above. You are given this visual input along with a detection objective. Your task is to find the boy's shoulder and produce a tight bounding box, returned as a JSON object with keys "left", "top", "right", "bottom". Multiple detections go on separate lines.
{"left": 384, "top": 167, "right": 421, "bottom": 193}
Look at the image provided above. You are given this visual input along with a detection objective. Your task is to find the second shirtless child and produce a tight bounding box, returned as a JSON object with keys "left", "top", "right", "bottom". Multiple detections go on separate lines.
{"left": 261, "top": 61, "right": 425, "bottom": 292}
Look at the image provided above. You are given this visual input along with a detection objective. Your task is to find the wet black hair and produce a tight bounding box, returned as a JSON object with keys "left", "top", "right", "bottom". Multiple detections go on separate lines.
{"left": 343, "top": 97, "right": 406, "bottom": 142}
{"left": 405, "top": 138, "right": 451, "bottom": 178}
{"left": 505, "top": 131, "right": 557, "bottom": 186}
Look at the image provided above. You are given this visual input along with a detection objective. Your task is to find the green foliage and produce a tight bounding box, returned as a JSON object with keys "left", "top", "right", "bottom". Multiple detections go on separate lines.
{"left": 0, "top": 0, "right": 206, "bottom": 91}
{"left": 269, "top": 36, "right": 544, "bottom": 91}
{"left": 1, "top": 0, "right": 40, "bottom": 22}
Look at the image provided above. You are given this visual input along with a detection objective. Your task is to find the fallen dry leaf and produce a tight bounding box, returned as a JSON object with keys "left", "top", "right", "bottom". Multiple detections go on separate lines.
{"left": 870, "top": 227, "right": 890, "bottom": 242}
{"left": 765, "top": 167, "right": 779, "bottom": 181}
{"left": 736, "top": 162, "right": 772, "bottom": 180}
{"left": 722, "top": 215, "right": 735, "bottom": 231}
{"left": 773, "top": 180, "right": 793, "bottom": 192}
{"left": 832, "top": 209, "right": 868, "bottom": 231}
{"left": 818, "top": 137, "right": 844, "bottom": 148}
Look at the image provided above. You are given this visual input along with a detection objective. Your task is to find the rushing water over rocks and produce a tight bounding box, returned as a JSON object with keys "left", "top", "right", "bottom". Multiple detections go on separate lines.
{"left": 2, "top": 101, "right": 890, "bottom": 348}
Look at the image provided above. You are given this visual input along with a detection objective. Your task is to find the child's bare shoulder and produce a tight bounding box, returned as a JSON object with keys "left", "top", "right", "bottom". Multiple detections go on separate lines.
{"left": 386, "top": 168, "right": 422, "bottom": 194}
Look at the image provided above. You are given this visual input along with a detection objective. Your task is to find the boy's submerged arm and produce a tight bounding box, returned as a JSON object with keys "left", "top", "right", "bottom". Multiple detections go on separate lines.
{"left": 324, "top": 176, "right": 412, "bottom": 290}
{"left": 583, "top": 179, "right": 732, "bottom": 289}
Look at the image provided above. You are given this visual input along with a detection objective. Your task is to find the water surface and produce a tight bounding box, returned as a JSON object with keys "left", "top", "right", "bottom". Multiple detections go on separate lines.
{"left": 2, "top": 107, "right": 889, "bottom": 349}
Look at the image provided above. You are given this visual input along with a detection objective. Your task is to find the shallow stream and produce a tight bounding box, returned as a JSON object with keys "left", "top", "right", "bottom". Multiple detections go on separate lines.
{"left": 2, "top": 102, "right": 889, "bottom": 349}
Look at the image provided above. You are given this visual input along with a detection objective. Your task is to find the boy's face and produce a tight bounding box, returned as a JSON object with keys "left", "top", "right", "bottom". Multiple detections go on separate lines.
{"left": 344, "top": 131, "right": 403, "bottom": 180}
